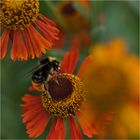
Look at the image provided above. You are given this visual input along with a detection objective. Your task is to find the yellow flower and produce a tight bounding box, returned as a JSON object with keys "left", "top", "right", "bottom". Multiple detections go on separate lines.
{"left": 109, "top": 103, "right": 139, "bottom": 138}
{"left": 81, "top": 38, "right": 139, "bottom": 138}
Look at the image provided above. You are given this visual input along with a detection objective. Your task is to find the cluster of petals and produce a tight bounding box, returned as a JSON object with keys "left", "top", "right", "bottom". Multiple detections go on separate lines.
{"left": 0, "top": 13, "right": 59, "bottom": 61}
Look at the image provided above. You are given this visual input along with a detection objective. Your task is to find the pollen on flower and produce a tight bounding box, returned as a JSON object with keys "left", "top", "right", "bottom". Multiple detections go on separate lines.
{"left": 41, "top": 73, "right": 86, "bottom": 118}
{"left": 0, "top": 0, "right": 39, "bottom": 30}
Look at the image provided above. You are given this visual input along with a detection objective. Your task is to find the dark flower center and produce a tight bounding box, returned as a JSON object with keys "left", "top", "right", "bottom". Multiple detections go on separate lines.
{"left": 48, "top": 77, "right": 73, "bottom": 100}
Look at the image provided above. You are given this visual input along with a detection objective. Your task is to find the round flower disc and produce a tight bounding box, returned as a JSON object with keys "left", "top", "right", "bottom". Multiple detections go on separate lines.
{"left": 0, "top": 0, "right": 39, "bottom": 30}
{"left": 41, "top": 73, "right": 86, "bottom": 118}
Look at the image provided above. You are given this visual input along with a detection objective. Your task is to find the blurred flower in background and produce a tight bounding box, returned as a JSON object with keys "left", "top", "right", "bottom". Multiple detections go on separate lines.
{"left": 81, "top": 38, "right": 139, "bottom": 139}
{"left": 21, "top": 45, "right": 96, "bottom": 139}
{"left": 0, "top": 0, "right": 59, "bottom": 61}
{"left": 54, "top": 1, "right": 91, "bottom": 49}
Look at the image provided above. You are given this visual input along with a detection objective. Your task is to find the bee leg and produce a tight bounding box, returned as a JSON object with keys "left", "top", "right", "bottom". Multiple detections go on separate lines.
{"left": 44, "top": 83, "right": 51, "bottom": 98}
{"left": 54, "top": 77, "right": 59, "bottom": 85}
{"left": 48, "top": 72, "right": 59, "bottom": 85}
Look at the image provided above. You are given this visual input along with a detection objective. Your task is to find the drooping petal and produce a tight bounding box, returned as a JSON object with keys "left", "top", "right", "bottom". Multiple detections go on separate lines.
{"left": 77, "top": 55, "right": 92, "bottom": 77}
{"left": 24, "top": 27, "right": 41, "bottom": 58}
{"left": 46, "top": 118, "right": 66, "bottom": 139}
{"left": 11, "top": 30, "right": 28, "bottom": 61}
{"left": 0, "top": 29, "right": 10, "bottom": 59}
{"left": 69, "top": 116, "right": 83, "bottom": 139}
{"left": 39, "top": 13, "right": 59, "bottom": 29}
{"left": 21, "top": 94, "right": 50, "bottom": 138}
{"left": 60, "top": 43, "right": 79, "bottom": 74}
{"left": 35, "top": 19, "right": 59, "bottom": 41}
{"left": 26, "top": 25, "right": 51, "bottom": 57}
{"left": 23, "top": 29, "right": 35, "bottom": 59}
{"left": 76, "top": 111, "right": 97, "bottom": 138}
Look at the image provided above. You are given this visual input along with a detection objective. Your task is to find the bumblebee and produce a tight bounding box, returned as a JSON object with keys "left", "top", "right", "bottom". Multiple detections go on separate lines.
{"left": 31, "top": 57, "right": 60, "bottom": 94}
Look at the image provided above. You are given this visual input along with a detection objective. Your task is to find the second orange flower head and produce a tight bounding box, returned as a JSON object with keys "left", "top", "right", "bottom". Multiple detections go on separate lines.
{"left": 0, "top": 0, "right": 59, "bottom": 61}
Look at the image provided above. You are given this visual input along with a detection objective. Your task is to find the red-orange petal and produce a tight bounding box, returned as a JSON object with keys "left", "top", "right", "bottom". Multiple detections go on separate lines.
{"left": 60, "top": 45, "right": 79, "bottom": 74}
{"left": 21, "top": 95, "right": 43, "bottom": 123}
{"left": 0, "top": 29, "right": 10, "bottom": 59}
{"left": 76, "top": 111, "right": 97, "bottom": 138}
{"left": 21, "top": 94, "right": 50, "bottom": 138}
{"left": 11, "top": 30, "right": 28, "bottom": 61}
{"left": 23, "top": 29, "right": 35, "bottom": 59}
{"left": 38, "top": 13, "right": 59, "bottom": 38}
{"left": 77, "top": 55, "right": 92, "bottom": 77}
{"left": 28, "top": 86, "right": 36, "bottom": 92}
{"left": 35, "top": 19, "right": 59, "bottom": 41}
{"left": 27, "top": 25, "right": 51, "bottom": 57}
{"left": 46, "top": 118, "right": 66, "bottom": 139}
{"left": 69, "top": 116, "right": 83, "bottom": 139}
{"left": 39, "top": 13, "right": 59, "bottom": 29}
{"left": 21, "top": 94, "right": 40, "bottom": 102}
{"left": 25, "top": 27, "right": 41, "bottom": 58}
{"left": 27, "top": 110, "right": 50, "bottom": 138}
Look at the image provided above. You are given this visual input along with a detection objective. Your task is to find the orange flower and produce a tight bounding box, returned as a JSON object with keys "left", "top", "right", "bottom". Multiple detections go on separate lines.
{"left": 0, "top": 0, "right": 59, "bottom": 61}
{"left": 81, "top": 38, "right": 139, "bottom": 138}
{"left": 21, "top": 41, "right": 97, "bottom": 139}
{"left": 54, "top": 1, "right": 91, "bottom": 49}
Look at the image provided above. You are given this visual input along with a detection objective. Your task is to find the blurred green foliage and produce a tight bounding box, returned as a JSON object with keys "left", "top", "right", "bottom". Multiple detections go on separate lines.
{"left": 1, "top": 0, "right": 139, "bottom": 139}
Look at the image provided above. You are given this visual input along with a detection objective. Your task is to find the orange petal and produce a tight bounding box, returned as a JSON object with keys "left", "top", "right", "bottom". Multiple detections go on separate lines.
{"left": 60, "top": 45, "right": 79, "bottom": 74}
{"left": 35, "top": 19, "right": 53, "bottom": 45}
{"left": 26, "top": 26, "right": 41, "bottom": 58}
{"left": 46, "top": 118, "right": 66, "bottom": 139}
{"left": 69, "top": 116, "right": 83, "bottom": 139}
{"left": 26, "top": 111, "right": 45, "bottom": 129}
{"left": 0, "top": 29, "right": 10, "bottom": 59}
{"left": 21, "top": 94, "right": 50, "bottom": 138}
{"left": 26, "top": 110, "right": 50, "bottom": 138}
{"left": 27, "top": 25, "right": 51, "bottom": 57}
{"left": 39, "top": 13, "right": 58, "bottom": 28}
{"left": 28, "top": 86, "right": 36, "bottom": 92}
{"left": 21, "top": 94, "right": 44, "bottom": 123}
{"left": 76, "top": 111, "right": 97, "bottom": 138}
{"left": 23, "top": 29, "right": 35, "bottom": 59}
{"left": 77, "top": 55, "right": 92, "bottom": 77}
{"left": 11, "top": 30, "right": 28, "bottom": 61}
{"left": 35, "top": 19, "right": 58, "bottom": 41}
{"left": 21, "top": 94, "right": 40, "bottom": 102}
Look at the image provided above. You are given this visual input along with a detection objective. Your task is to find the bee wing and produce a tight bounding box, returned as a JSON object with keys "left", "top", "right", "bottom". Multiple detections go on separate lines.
{"left": 24, "top": 65, "right": 41, "bottom": 78}
{"left": 25, "top": 62, "right": 49, "bottom": 76}
{"left": 24, "top": 59, "right": 50, "bottom": 79}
